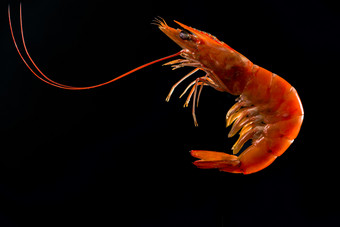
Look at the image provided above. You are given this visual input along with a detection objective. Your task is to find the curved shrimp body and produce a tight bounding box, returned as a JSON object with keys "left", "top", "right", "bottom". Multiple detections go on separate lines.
{"left": 156, "top": 19, "right": 304, "bottom": 174}
{"left": 192, "top": 66, "right": 304, "bottom": 174}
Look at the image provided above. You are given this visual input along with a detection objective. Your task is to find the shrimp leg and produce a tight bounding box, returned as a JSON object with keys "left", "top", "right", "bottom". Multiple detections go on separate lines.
{"left": 166, "top": 68, "right": 200, "bottom": 102}
{"left": 181, "top": 76, "right": 222, "bottom": 126}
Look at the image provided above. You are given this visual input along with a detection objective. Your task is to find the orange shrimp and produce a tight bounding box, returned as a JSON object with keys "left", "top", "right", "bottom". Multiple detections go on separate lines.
{"left": 9, "top": 4, "right": 303, "bottom": 174}
{"left": 157, "top": 19, "right": 304, "bottom": 174}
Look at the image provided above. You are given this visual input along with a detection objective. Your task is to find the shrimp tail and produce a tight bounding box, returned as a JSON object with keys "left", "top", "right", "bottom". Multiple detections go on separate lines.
{"left": 191, "top": 150, "right": 242, "bottom": 173}
{"left": 190, "top": 141, "right": 280, "bottom": 174}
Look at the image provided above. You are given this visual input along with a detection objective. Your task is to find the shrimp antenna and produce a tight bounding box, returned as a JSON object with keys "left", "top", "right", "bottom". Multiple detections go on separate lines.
{"left": 8, "top": 3, "right": 181, "bottom": 90}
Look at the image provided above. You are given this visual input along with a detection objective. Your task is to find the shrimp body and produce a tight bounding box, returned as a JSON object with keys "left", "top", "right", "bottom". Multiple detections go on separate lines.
{"left": 157, "top": 20, "right": 304, "bottom": 174}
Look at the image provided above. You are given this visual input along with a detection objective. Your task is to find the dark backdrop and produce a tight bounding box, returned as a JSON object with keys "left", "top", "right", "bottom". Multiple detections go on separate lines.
{"left": 0, "top": 0, "right": 338, "bottom": 226}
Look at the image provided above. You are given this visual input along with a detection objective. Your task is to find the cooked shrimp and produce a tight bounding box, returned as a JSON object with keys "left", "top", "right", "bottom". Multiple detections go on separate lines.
{"left": 155, "top": 19, "right": 304, "bottom": 174}
{"left": 9, "top": 3, "right": 303, "bottom": 174}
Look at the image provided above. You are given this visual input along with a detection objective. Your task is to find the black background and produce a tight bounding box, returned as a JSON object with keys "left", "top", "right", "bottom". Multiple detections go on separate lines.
{"left": 0, "top": 0, "right": 339, "bottom": 226}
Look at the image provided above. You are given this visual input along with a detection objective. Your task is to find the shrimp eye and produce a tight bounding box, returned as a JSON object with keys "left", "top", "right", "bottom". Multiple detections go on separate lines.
{"left": 179, "top": 30, "right": 191, "bottom": 40}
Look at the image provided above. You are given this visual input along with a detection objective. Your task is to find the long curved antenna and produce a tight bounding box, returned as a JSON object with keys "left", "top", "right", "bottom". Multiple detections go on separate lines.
{"left": 8, "top": 3, "right": 181, "bottom": 90}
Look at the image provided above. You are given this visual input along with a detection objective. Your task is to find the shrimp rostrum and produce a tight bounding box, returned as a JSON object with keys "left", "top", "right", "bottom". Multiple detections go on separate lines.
{"left": 156, "top": 19, "right": 304, "bottom": 174}
{"left": 9, "top": 4, "right": 303, "bottom": 174}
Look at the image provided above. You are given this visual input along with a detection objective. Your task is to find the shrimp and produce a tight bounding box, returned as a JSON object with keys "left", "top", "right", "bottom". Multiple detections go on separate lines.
{"left": 155, "top": 19, "right": 304, "bottom": 174}
{"left": 9, "top": 3, "right": 303, "bottom": 174}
